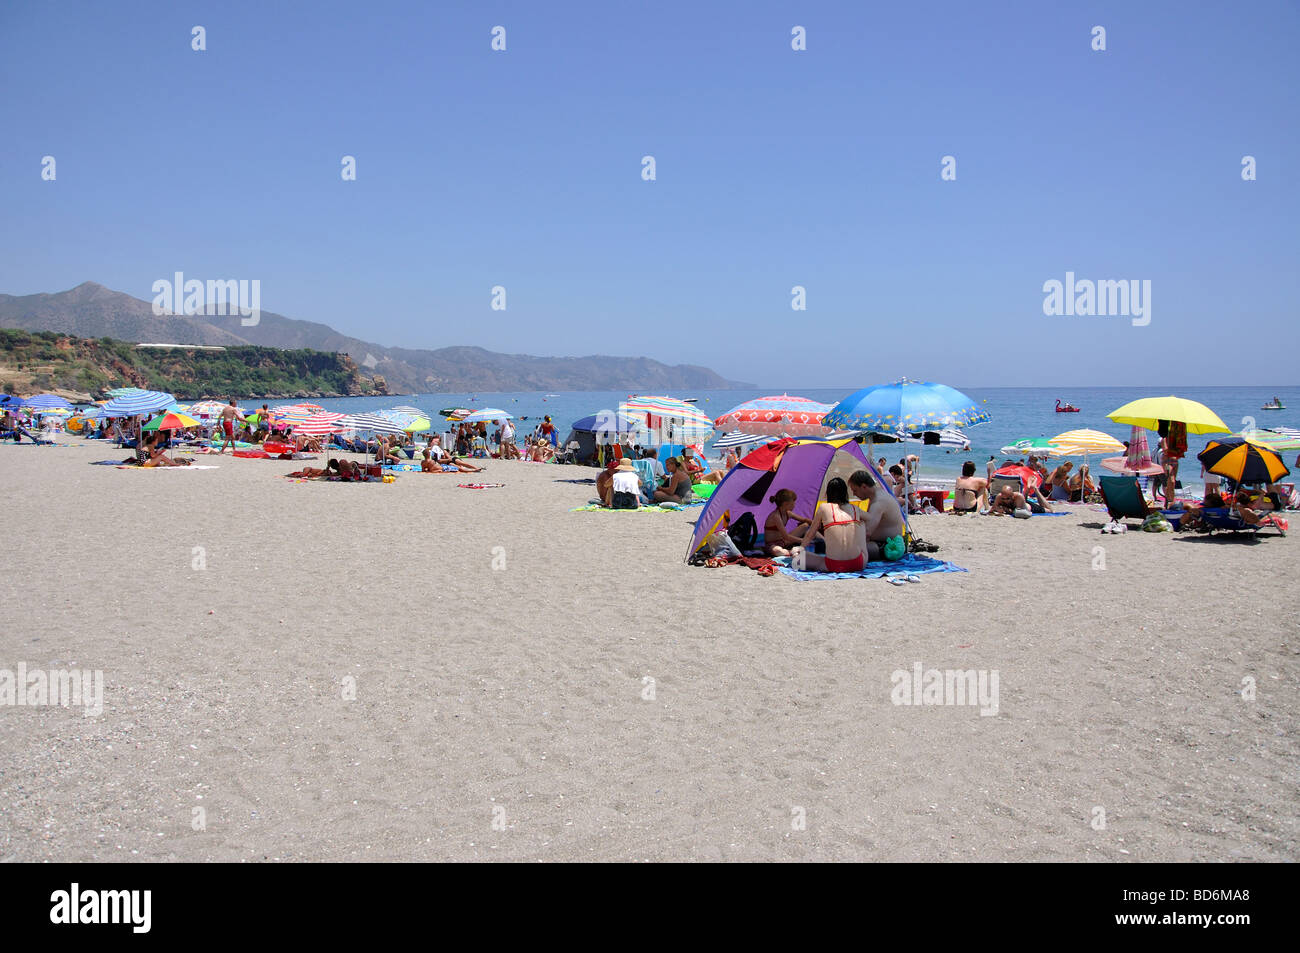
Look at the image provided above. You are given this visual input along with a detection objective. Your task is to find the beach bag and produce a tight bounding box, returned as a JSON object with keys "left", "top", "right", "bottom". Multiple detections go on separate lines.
{"left": 728, "top": 512, "right": 758, "bottom": 552}
{"left": 1141, "top": 513, "right": 1173, "bottom": 533}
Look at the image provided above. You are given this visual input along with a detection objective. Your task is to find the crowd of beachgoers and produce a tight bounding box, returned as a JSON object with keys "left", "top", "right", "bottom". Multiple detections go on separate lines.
{"left": 4, "top": 389, "right": 1294, "bottom": 577}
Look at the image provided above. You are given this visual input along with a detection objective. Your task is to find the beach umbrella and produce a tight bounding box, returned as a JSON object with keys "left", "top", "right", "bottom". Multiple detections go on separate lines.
{"left": 77, "top": 406, "right": 108, "bottom": 420}
{"left": 142, "top": 411, "right": 201, "bottom": 431}
{"left": 102, "top": 389, "right": 175, "bottom": 417}
{"left": 714, "top": 394, "right": 833, "bottom": 437}
{"left": 21, "top": 393, "right": 73, "bottom": 411}
{"left": 439, "top": 407, "right": 472, "bottom": 419}
{"left": 1197, "top": 439, "right": 1289, "bottom": 486}
{"left": 1237, "top": 428, "right": 1300, "bottom": 452}
{"left": 337, "top": 412, "right": 406, "bottom": 436}
{"left": 1107, "top": 396, "right": 1230, "bottom": 435}
{"left": 1001, "top": 437, "right": 1065, "bottom": 457}
{"left": 459, "top": 408, "right": 514, "bottom": 422}
{"left": 823, "top": 379, "right": 989, "bottom": 433}
{"left": 621, "top": 395, "right": 713, "bottom": 444}
{"left": 293, "top": 412, "right": 348, "bottom": 437}
{"left": 1100, "top": 426, "right": 1164, "bottom": 477}
{"left": 379, "top": 409, "right": 433, "bottom": 432}
{"left": 388, "top": 405, "right": 425, "bottom": 415}
{"left": 1048, "top": 428, "right": 1125, "bottom": 462}
{"left": 104, "top": 387, "right": 148, "bottom": 398}
{"left": 186, "top": 400, "right": 228, "bottom": 419}
{"left": 0, "top": 394, "right": 23, "bottom": 409}
{"left": 712, "top": 431, "right": 769, "bottom": 450}
{"left": 824, "top": 379, "right": 989, "bottom": 499}
{"left": 269, "top": 404, "right": 316, "bottom": 427}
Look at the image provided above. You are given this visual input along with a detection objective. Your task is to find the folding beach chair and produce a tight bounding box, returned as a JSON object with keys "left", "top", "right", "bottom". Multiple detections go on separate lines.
{"left": 1198, "top": 507, "right": 1286, "bottom": 538}
{"left": 988, "top": 475, "right": 1023, "bottom": 498}
{"left": 1098, "top": 476, "right": 1151, "bottom": 526}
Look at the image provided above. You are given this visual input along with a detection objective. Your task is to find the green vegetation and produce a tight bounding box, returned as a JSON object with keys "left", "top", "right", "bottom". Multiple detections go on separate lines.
{"left": 0, "top": 329, "right": 387, "bottom": 398}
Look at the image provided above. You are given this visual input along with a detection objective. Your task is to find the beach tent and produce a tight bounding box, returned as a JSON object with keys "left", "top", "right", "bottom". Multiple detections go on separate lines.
{"left": 685, "top": 435, "right": 904, "bottom": 560}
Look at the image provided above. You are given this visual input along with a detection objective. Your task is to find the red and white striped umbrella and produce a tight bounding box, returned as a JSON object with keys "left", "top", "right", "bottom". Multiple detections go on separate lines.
{"left": 293, "top": 412, "right": 348, "bottom": 436}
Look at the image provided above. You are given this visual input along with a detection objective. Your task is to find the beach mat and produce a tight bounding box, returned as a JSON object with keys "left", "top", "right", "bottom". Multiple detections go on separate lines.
{"left": 777, "top": 553, "right": 967, "bottom": 581}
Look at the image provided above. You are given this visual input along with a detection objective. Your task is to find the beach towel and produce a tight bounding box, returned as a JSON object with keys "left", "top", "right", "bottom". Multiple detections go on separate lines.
{"left": 777, "top": 553, "right": 967, "bottom": 581}
{"left": 115, "top": 463, "right": 219, "bottom": 470}
{"left": 457, "top": 482, "right": 505, "bottom": 489}
{"left": 1031, "top": 511, "right": 1071, "bottom": 516}
{"left": 570, "top": 502, "right": 688, "bottom": 513}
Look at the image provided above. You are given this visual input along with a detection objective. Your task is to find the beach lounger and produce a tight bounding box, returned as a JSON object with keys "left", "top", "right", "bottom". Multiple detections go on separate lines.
{"left": 1098, "top": 476, "right": 1151, "bottom": 525}
{"left": 1198, "top": 507, "right": 1286, "bottom": 537}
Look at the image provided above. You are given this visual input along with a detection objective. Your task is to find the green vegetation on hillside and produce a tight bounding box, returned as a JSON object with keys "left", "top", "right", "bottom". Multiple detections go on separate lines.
{"left": 0, "top": 329, "right": 387, "bottom": 398}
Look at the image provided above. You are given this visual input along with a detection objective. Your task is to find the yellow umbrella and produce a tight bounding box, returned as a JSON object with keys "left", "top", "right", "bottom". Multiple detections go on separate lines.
{"left": 1048, "top": 429, "right": 1125, "bottom": 456}
{"left": 1107, "top": 396, "right": 1230, "bottom": 435}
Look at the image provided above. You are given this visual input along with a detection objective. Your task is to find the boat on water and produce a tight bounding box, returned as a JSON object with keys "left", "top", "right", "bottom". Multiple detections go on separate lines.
{"left": 1261, "top": 397, "right": 1286, "bottom": 410}
{"left": 1055, "top": 399, "right": 1081, "bottom": 413}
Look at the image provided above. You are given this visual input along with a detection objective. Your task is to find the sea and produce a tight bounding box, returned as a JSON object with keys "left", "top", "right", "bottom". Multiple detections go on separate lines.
{"left": 298, "top": 385, "right": 1300, "bottom": 491}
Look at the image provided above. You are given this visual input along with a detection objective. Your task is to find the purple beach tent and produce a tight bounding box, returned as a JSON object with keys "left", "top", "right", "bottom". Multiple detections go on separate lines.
{"left": 685, "top": 435, "right": 906, "bottom": 560}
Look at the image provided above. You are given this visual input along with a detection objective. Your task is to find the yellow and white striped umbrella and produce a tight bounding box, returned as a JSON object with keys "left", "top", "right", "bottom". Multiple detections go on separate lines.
{"left": 1048, "top": 429, "right": 1125, "bottom": 457}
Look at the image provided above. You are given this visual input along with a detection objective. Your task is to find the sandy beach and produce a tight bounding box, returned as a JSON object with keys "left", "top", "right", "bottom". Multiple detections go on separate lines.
{"left": 1, "top": 440, "right": 1296, "bottom": 862}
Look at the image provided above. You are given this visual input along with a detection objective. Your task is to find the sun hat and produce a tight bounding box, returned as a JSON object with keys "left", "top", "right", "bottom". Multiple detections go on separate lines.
{"left": 616, "top": 458, "right": 636, "bottom": 471}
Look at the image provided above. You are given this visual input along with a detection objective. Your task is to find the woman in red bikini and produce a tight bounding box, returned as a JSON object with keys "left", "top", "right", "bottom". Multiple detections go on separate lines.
{"left": 790, "top": 477, "right": 866, "bottom": 573}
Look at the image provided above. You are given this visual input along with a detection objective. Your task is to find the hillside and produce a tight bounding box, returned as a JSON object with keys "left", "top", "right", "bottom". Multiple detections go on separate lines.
{"left": 0, "top": 329, "right": 387, "bottom": 401}
{"left": 0, "top": 282, "right": 751, "bottom": 393}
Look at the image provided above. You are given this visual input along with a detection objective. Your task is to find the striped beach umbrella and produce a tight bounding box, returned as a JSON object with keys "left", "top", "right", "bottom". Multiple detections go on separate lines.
{"left": 293, "top": 412, "right": 348, "bottom": 437}
{"left": 269, "top": 404, "right": 317, "bottom": 427}
{"left": 621, "top": 396, "right": 713, "bottom": 443}
{"left": 712, "top": 431, "right": 769, "bottom": 450}
{"left": 22, "top": 393, "right": 73, "bottom": 411}
{"left": 714, "top": 394, "right": 833, "bottom": 437}
{"left": 1001, "top": 437, "right": 1065, "bottom": 456}
{"left": 1049, "top": 429, "right": 1125, "bottom": 457}
{"left": 337, "top": 412, "right": 406, "bottom": 436}
{"left": 1239, "top": 428, "right": 1300, "bottom": 452}
{"left": 102, "top": 390, "right": 175, "bottom": 417}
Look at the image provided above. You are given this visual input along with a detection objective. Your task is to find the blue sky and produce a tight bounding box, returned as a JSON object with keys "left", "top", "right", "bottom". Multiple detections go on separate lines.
{"left": 2, "top": 0, "right": 1297, "bottom": 387}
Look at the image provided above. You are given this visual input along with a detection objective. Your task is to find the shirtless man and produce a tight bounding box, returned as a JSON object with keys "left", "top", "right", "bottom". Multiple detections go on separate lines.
{"left": 433, "top": 437, "right": 485, "bottom": 473}
{"left": 952, "top": 461, "right": 988, "bottom": 513}
{"left": 218, "top": 399, "right": 244, "bottom": 454}
{"left": 849, "top": 469, "right": 907, "bottom": 562}
{"left": 990, "top": 484, "right": 1028, "bottom": 517}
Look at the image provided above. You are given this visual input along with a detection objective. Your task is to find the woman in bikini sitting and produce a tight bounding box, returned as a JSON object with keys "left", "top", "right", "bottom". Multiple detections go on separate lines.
{"left": 763, "top": 489, "right": 812, "bottom": 557}
{"left": 952, "top": 461, "right": 988, "bottom": 513}
{"left": 652, "top": 457, "right": 694, "bottom": 504}
{"left": 790, "top": 477, "right": 865, "bottom": 573}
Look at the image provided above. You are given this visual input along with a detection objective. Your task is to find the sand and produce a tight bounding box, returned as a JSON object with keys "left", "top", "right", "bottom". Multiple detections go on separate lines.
{"left": 1, "top": 440, "right": 1296, "bottom": 862}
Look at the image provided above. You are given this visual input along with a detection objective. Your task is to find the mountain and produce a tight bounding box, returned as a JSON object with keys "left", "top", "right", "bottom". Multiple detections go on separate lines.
{"left": 0, "top": 328, "right": 387, "bottom": 401}
{"left": 0, "top": 283, "right": 750, "bottom": 393}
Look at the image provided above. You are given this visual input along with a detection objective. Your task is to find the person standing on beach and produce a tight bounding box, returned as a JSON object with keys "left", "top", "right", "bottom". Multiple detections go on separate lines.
{"left": 217, "top": 399, "right": 244, "bottom": 454}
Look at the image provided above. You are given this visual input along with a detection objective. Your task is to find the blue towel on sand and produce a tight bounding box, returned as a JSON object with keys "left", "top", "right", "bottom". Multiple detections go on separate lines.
{"left": 777, "top": 553, "right": 967, "bottom": 581}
